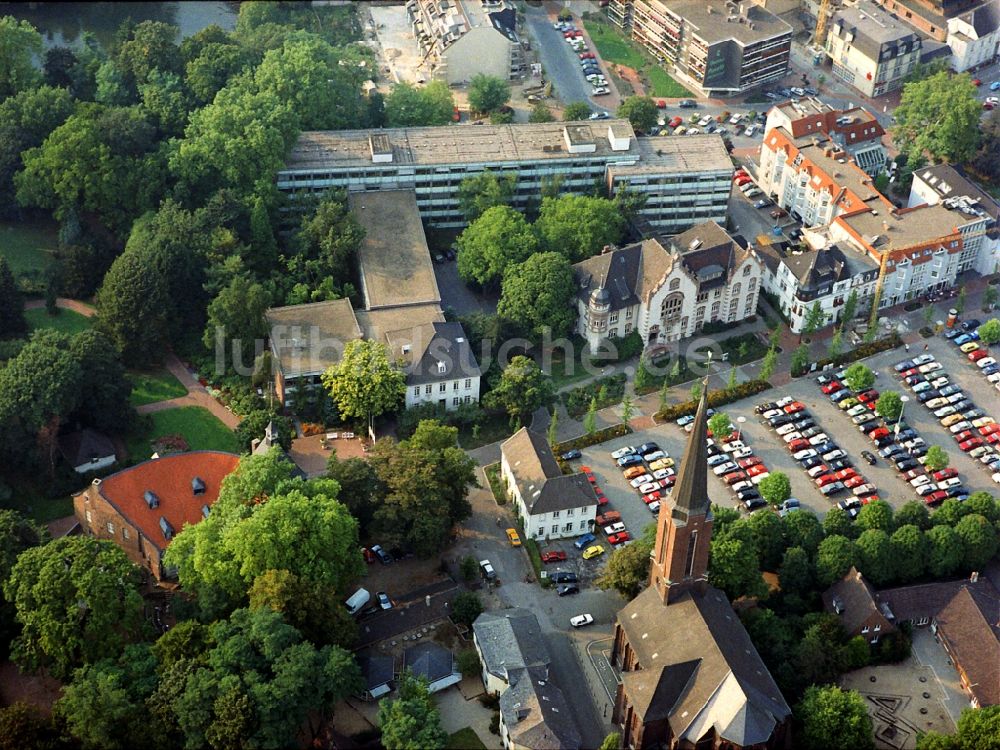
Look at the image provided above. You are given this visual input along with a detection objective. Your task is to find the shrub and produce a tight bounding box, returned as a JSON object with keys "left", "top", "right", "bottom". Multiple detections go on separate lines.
{"left": 457, "top": 649, "right": 481, "bottom": 677}
{"left": 792, "top": 334, "right": 901, "bottom": 377}
{"left": 653, "top": 380, "right": 772, "bottom": 422}
{"left": 554, "top": 423, "right": 632, "bottom": 453}
{"left": 562, "top": 374, "right": 626, "bottom": 417}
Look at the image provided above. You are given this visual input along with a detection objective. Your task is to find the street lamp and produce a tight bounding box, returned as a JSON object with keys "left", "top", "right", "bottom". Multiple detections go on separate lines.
{"left": 895, "top": 394, "right": 910, "bottom": 441}
{"left": 735, "top": 416, "right": 747, "bottom": 441}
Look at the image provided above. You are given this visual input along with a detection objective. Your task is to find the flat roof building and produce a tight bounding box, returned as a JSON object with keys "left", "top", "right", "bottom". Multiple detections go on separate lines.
{"left": 278, "top": 121, "right": 733, "bottom": 233}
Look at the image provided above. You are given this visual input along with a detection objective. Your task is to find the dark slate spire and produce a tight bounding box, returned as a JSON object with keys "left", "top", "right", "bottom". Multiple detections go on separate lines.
{"left": 671, "top": 376, "right": 711, "bottom": 521}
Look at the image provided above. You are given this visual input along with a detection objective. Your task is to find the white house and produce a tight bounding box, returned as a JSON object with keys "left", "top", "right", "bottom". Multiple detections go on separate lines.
{"left": 499, "top": 429, "right": 597, "bottom": 542}
{"left": 572, "top": 222, "right": 762, "bottom": 351}
{"left": 947, "top": 0, "right": 1000, "bottom": 72}
{"left": 58, "top": 429, "right": 117, "bottom": 474}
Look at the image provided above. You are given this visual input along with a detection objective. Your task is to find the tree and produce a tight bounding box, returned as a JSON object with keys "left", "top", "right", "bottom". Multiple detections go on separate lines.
{"left": 843, "top": 363, "right": 875, "bottom": 393}
{"left": 857, "top": 499, "right": 894, "bottom": 533}
{"left": 708, "top": 412, "right": 733, "bottom": 441}
{"left": 895, "top": 500, "right": 931, "bottom": 531}
{"left": 456, "top": 171, "right": 517, "bottom": 223}
{"left": 0, "top": 258, "right": 25, "bottom": 339}
{"left": 563, "top": 101, "right": 592, "bottom": 121}
{"left": 138, "top": 69, "right": 191, "bottom": 136}
{"left": 690, "top": 380, "right": 702, "bottom": 402}
{"left": 933, "top": 498, "right": 971, "bottom": 528}
{"left": 235, "top": 410, "right": 294, "bottom": 452}
{"left": 535, "top": 195, "right": 625, "bottom": 262}
{"left": 708, "top": 537, "right": 767, "bottom": 600}
{"left": 452, "top": 591, "right": 483, "bottom": 628}
{"left": 599, "top": 734, "right": 621, "bottom": 750}
{"left": 816, "top": 535, "right": 858, "bottom": 586}
{"left": 456, "top": 205, "right": 538, "bottom": 287}
{"left": 384, "top": 81, "right": 454, "bottom": 127}
{"left": 378, "top": 671, "right": 448, "bottom": 750}
{"left": 290, "top": 194, "right": 364, "bottom": 298}
{"left": 484, "top": 356, "right": 553, "bottom": 423}
{"left": 875, "top": 391, "right": 904, "bottom": 422}
{"left": 827, "top": 328, "right": 843, "bottom": 359}
{"left": 822, "top": 507, "right": 855, "bottom": 539}
{"left": 890, "top": 524, "right": 928, "bottom": 582}
{"left": 116, "top": 20, "right": 182, "bottom": 87}
{"left": 616, "top": 95, "right": 658, "bottom": 133}
{"left": 951, "top": 706, "right": 1000, "bottom": 750}
{"left": 529, "top": 102, "right": 554, "bottom": 123}
{"left": 802, "top": 301, "right": 825, "bottom": 337}
{"left": 923, "top": 445, "right": 949, "bottom": 473}
{"left": 747, "top": 510, "right": 788, "bottom": 571}
{"left": 69, "top": 330, "right": 134, "bottom": 434}
{"left": 758, "top": 472, "right": 792, "bottom": 507}
{"left": 966, "top": 491, "right": 1000, "bottom": 523}
{"left": 621, "top": 394, "right": 636, "bottom": 424}
{"left": 785, "top": 510, "right": 825, "bottom": 555}
{"left": 0, "top": 16, "right": 42, "bottom": 100}
{"left": 584, "top": 397, "right": 598, "bottom": 436}
{"left": 795, "top": 685, "right": 874, "bottom": 750}
{"left": 597, "top": 532, "right": 654, "bottom": 599}
{"left": 925, "top": 525, "right": 963, "bottom": 578}
{"left": 185, "top": 38, "right": 250, "bottom": 105}
{"left": 778, "top": 546, "right": 814, "bottom": 597}
{"left": 790, "top": 343, "right": 810, "bottom": 374}
{"left": 760, "top": 347, "right": 778, "bottom": 381}
{"left": 248, "top": 569, "right": 358, "bottom": 648}
{"left": 203, "top": 276, "right": 272, "bottom": 371}
{"left": 978, "top": 318, "right": 1000, "bottom": 345}
{"left": 498, "top": 252, "right": 578, "bottom": 340}
{"left": 3, "top": 537, "right": 143, "bottom": 679}
{"left": 95, "top": 250, "right": 171, "bottom": 364}
{"left": 956, "top": 285, "right": 967, "bottom": 314}
{"left": 855, "top": 529, "right": 895, "bottom": 586}
{"left": 954, "top": 514, "right": 998, "bottom": 570}
{"left": 0, "top": 701, "right": 67, "bottom": 750}
{"left": 841, "top": 289, "right": 859, "bottom": 329}
{"left": 0, "top": 510, "right": 45, "bottom": 657}
{"left": 322, "top": 339, "right": 406, "bottom": 425}
{"left": 893, "top": 71, "right": 981, "bottom": 164}
{"left": 468, "top": 74, "right": 510, "bottom": 113}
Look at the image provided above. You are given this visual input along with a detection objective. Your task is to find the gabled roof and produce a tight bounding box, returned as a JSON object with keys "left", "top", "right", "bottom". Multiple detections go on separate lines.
{"left": 670, "top": 221, "right": 750, "bottom": 291}
{"left": 573, "top": 239, "right": 674, "bottom": 312}
{"left": 405, "top": 321, "right": 482, "bottom": 385}
{"left": 500, "top": 666, "right": 581, "bottom": 750}
{"left": 822, "top": 567, "right": 895, "bottom": 635}
{"left": 473, "top": 609, "right": 550, "bottom": 681}
{"left": 935, "top": 584, "right": 1000, "bottom": 706}
{"left": 358, "top": 654, "right": 395, "bottom": 691}
{"left": 58, "top": 429, "right": 116, "bottom": 467}
{"left": 501, "top": 429, "right": 597, "bottom": 515}
{"left": 403, "top": 641, "right": 455, "bottom": 683}
{"left": 960, "top": 0, "right": 1000, "bottom": 38}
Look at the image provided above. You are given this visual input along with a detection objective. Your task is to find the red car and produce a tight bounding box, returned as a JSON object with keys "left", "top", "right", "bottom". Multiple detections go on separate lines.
{"left": 594, "top": 487, "right": 609, "bottom": 506}
{"left": 857, "top": 390, "right": 879, "bottom": 403}
{"left": 954, "top": 431, "right": 975, "bottom": 444}
{"left": 970, "top": 349, "right": 990, "bottom": 361}
{"left": 932, "top": 468, "right": 958, "bottom": 481}
{"left": 659, "top": 476, "right": 676, "bottom": 489}
{"left": 844, "top": 475, "right": 866, "bottom": 489}
{"left": 735, "top": 175, "right": 752, "bottom": 186}
{"left": 925, "top": 490, "right": 949, "bottom": 506}
{"left": 724, "top": 471, "right": 750, "bottom": 485}
{"left": 747, "top": 464, "right": 769, "bottom": 477}
{"left": 668, "top": 116, "right": 682, "bottom": 128}
{"left": 608, "top": 531, "right": 630, "bottom": 545}
{"left": 980, "top": 424, "right": 1000, "bottom": 436}
{"left": 579, "top": 52, "right": 595, "bottom": 59}
{"left": 959, "top": 437, "right": 984, "bottom": 451}
{"left": 784, "top": 402, "right": 806, "bottom": 414}
{"left": 738, "top": 456, "right": 762, "bottom": 468}
{"left": 859, "top": 494, "right": 879, "bottom": 504}
{"left": 787, "top": 438, "right": 810, "bottom": 453}
{"left": 901, "top": 368, "right": 919, "bottom": 378}
{"left": 973, "top": 78, "right": 983, "bottom": 86}
{"left": 581, "top": 466, "right": 597, "bottom": 484}
{"left": 835, "top": 467, "right": 858, "bottom": 481}
{"left": 821, "top": 381, "right": 842, "bottom": 394}
{"left": 642, "top": 491, "right": 662, "bottom": 504}
{"left": 869, "top": 427, "right": 890, "bottom": 440}
{"left": 655, "top": 99, "right": 667, "bottom": 108}
{"left": 541, "top": 550, "right": 568, "bottom": 563}
{"left": 815, "top": 473, "right": 838, "bottom": 487}
{"left": 987, "top": 433, "right": 1000, "bottom": 445}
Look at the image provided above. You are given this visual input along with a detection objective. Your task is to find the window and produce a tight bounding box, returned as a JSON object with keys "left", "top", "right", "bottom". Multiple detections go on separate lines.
{"left": 107, "top": 521, "right": 115, "bottom": 535}
{"left": 696, "top": 292, "right": 708, "bottom": 303}
{"left": 465, "top": 395, "right": 472, "bottom": 403}
{"left": 439, "top": 383, "right": 447, "bottom": 393}
{"left": 669, "top": 278, "right": 680, "bottom": 290}
{"left": 744, "top": 264, "right": 752, "bottom": 276}
{"left": 453, "top": 397, "right": 459, "bottom": 406}
{"left": 861, "top": 626, "right": 870, "bottom": 634}
{"left": 625, "top": 308, "right": 633, "bottom": 319}
{"left": 464, "top": 378, "right": 472, "bottom": 388}
{"left": 625, "top": 323, "right": 632, "bottom": 334}
{"left": 567, "top": 508, "right": 574, "bottom": 516}
{"left": 453, "top": 381, "right": 459, "bottom": 390}
{"left": 580, "top": 520, "right": 589, "bottom": 530}
{"left": 873, "top": 624, "right": 881, "bottom": 632}
{"left": 684, "top": 530, "right": 698, "bottom": 577}
{"left": 425, "top": 385, "right": 432, "bottom": 395}
{"left": 563, "top": 522, "right": 574, "bottom": 532}
{"left": 748, "top": 278, "right": 757, "bottom": 291}
{"left": 551, "top": 525, "right": 559, "bottom": 534}
{"left": 552, "top": 511, "right": 560, "bottom": 518}
{"left": 732, "top": 282, "right": 741, "bottom": 298}
{"left": 413, "top": 387, "right": 420, "bottom": 397}
{"left": 609, "top": 311, "right": 619, "bottom": 324}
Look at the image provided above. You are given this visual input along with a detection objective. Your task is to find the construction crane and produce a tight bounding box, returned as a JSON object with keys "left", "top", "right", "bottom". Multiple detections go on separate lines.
{"left": 810, "top": 0, "right": 832, "bottom": 66}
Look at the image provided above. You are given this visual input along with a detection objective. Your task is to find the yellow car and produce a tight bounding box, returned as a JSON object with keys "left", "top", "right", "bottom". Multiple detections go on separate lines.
{"left": 506, "top": 528, "right": 521, "bottom": 547}
{"left": 972, "top": 416, "right": 996, "bottom": 429}
{"left": 960, "top": 342, "right": 980, "bottom": 353}
{"left": 582, "top": 545, "right": 605, "bottom": 560}
{"left": 650, "top": 457, "right": 675, "bottom": 471}
{"left": 941, "top": 414, "right": 965, "bottom": 428}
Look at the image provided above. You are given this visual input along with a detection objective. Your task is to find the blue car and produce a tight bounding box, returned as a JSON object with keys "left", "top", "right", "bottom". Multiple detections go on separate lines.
{"left": 574, "top": 533, "right": 597, "bottom": 550}
{"left": 944, "top": 328, "right": 961, "bottom": 340}
{"left": 954, "top": 333, "right": 972, "bottom": 346}
{"left": 992, "top": 81, "right": 1000, "bottom": 91}
{"left": 984, "top": 365, "right": 1000, "bottom": 377}
{"left": 617, "top": 454, "right": 643, "bottom": 468}
{"left": 677, "top": 415, "right": 695, "bottom": 427}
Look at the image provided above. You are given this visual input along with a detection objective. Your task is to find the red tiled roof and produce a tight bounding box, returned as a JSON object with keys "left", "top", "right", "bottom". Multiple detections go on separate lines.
{"left": 97, "top": 451, "right": 240, "bottom": 552}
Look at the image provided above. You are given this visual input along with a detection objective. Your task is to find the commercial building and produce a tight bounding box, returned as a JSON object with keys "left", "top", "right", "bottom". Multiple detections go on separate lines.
{"left": 606, "top": 0, "right": 792, "bottom": 97}
{"left": 610, "top": 385, "right": 791, "bottom": 749}
{"left": 277, "top": 120, "right": 733, "bottom": 233}
{"left": 73, "top": 452, "right": 241, "bottom": 582}
{"left": 406, "top": 0, "right": 525, "bottom": 84}
{"left": 572, "top": 221, "right": 762, "bottom": 349}
{"left": 499, "top": 428, "right": 598, "bottom": 542}
{"left": 825, "top": 0, "right": 923, "bottom": 97}
{"left": 265, "top": 190, "right": 480, "bottom": 410}
{"left": 872, "top": 0, "right": 997, "bottom": 44}
{"left": 946, "top": 0, "right": 1000, "bottom": 70}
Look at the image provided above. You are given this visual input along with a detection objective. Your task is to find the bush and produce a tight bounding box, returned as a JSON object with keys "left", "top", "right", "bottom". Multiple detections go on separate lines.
{"left": 592, "top": 330, "right": 643, "bottom": 364}
{"left": 452, "top": 591, "right": 483, "bottom": 627}
{"left": 562, "top": 374, "right": 626, "bottom": 417}
{"left": 792, "top": 334, "right": 901, "bottom": 377}
{"left": 654, "top": 380, "right": 772, "bottom": 422}
{"left": 457, "top": 649, "right": 481, "bottom": 677}
{"left": 554, "top": 422, "right": 632, "bottom": 453}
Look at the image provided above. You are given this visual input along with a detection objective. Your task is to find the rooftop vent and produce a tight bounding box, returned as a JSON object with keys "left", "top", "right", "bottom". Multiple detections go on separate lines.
{"left": 159, "top": 516, "right": 175, "bottom": 541}
{"left": 192, "top": 477, "right": 206, "bottom": 496}
{"left": 144, "top": 490, "right": 160, "bottom": 509}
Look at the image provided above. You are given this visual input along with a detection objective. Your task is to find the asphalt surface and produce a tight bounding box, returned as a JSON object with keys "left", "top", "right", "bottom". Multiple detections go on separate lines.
{"left": 524, "top": 6, "right": 609, "bottom": 112}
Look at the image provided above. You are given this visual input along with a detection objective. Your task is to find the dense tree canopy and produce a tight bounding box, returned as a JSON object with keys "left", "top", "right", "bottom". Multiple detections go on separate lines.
{"left": 616, "top": 95, "right": 658, "bottom": 133}
{"left": 456, "top": 205, "right": 538, "bottom": 288}
{"left": 535, "top": 195, "right": 625, "bottom": 262}
{"left": 384, "top": 81, "right": 454, "bottom": 127}
{"left": 456, "top": 171, "right": 517, "bottom": 223}
{"left": 0, "top": 16, "right": 43, "bottom": 100}
{"left": 483, "top": 355, "right": 554, "bottom": 423}
{"left": 795, "top": 685, "right": 874, "bottom": 750}
{"left": 893, "top": 71, "right": 981, "bottom": 164}
{"left": 468, "top": 74, "right": 510, "bottom": 113}
{"left": 0, "top": 258, "right": 25, "bottom": 338}
{"left": 378, "top": 671, "right": 448, "bottom": 750}
{"left": 843, "top": 363, "right": 875, "bottom": 393}
{"left": 322, "top": 339, "right": 406, "bottom": 423}
{"left": 498, "top": 252, "right": 577, "bottom": 340}
{"left": 563, "top": 101, "right": 592, "bottom": 121}
{"left": 96, "top": 248, "right": 171, "bottom": 364}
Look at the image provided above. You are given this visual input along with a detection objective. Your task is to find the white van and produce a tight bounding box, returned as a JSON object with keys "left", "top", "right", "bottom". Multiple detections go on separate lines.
{"left": 345, "top": 587, "right": 370, "bottom": 616}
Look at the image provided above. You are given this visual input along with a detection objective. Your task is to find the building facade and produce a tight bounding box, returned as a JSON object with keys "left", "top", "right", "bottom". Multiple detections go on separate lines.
{"left": 277, "top": 121, "right": 733, "bottom": 233}
{"left": 947, "top": 0, "right": 1000, "bottom": 70}
{"left": 73, "top": 452, "right": 241, "bottom": 581}
{"left": 573, "top": 222, "right": 762, "bottom": 350}
{"left": 825, "top": 0, "right": 923, "bottom": 97}
{"left": 873, "top": 0, "right": 994, "bottom": 43}
{"left": 406, "top": 0, "right": 525, "bottom": 84}
{"left": 606, "top": 0, "right": 792, "bottom": 97}
{"left": 499, "top": 428, "right": 597, "bottom": 541}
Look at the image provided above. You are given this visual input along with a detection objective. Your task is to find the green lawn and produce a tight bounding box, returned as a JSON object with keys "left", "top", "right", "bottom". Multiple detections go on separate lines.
{"left": 0, "top": 220, "right": 59, "bottom": 277}
{"left": 128, "top": 368, "right": 188, "bottom": 407}
{"left": 125, "top": 406, "right": 240, "bottom": 461}
{"left": 445, "top": 728, "right": 487, "bottom": 750}
{"left": 647, "top": 66, "right": 694, "bottom": 98}
{"left": 585, "top": 20, "right": 645, "bottom": 68}
{"left": 25, "top": 308, "right": 93, "bottom": 336}
{"left": 2, "top": 478, "right": 72, "bottom": 523}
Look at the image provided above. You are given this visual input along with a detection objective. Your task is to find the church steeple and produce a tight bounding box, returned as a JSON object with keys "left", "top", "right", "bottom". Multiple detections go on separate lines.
{"left": 649, "top": 376, "right": 713, "bottom": 604}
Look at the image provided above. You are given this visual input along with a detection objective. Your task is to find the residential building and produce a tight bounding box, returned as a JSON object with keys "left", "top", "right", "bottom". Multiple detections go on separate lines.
{"left": 822, "top": 567, "right": 898, "bottom": 644}
{"left": 357, "top": 654, "right": 394, "bottom": 701}
{"left": 873, "top": 0, "right": 995, "bottom": 43}
{"left": 763, "top": 98, "right": 888, "bottom": 176}
{"left": 58, "top": 429, "right": 117, "bottom": 474}
{"left": 73, "top": 451, "right": 241, "bottom": 582}
{"left": 947, "top": 0, "right": 1000, "bottom": 70}
{"left": 407, "top": 0, "right": 525, "bottom": 84}
{"left": 402, "top": 642, "right": 462, "bottom": 693}
{"left": 573, "top": 222, "right": 762, "bottom": 350}
{"left": 473, "top": 609, "right": 582, "bottom": 750}
{"left": 610, "top": 385, "right": 791, "bottom": 749}
{"left": 499, "top": 428, "right": 598, "bottom": 541}
{"left": 265, "top": 190, "right": 481, "bottom": 410}
{"left": 276, "top": 121, "right": 733, "bottom": 232}
{"left": 756, "top": 237, "right": 879, "bottom": 332}
{"left": 825, "top": 0, "right": 923, "bottom": 97}
{"left": 933, "top": 583, "right": 1000, "bottom": 707}
{"left": 606, "top": 0, "right": 792, "bottom": 97}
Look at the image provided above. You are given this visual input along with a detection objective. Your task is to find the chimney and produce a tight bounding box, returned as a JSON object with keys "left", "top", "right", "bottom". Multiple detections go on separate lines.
{"left": 882, "top": 221, "right": 890, "bottom": 234}
{"left": 971, "top": 571, "right": 980, "bottom": 583}
{"left": 251, "top": 438, "right": 261, "bottom": 452}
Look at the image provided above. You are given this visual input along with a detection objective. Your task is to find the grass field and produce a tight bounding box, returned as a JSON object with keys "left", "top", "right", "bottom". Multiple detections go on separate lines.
{"left": 445, "top": 728, "right": 487, "bottom": 750}
{"left": 583, "top": 18, "right": 694, "bottom": 99}
{"left": 128, "top": 368, "right": 188, "bottom": 407}
{"left": 647, "top": 66, "right": 693, "bottom": 97}
{"left": 125, "top": 406, "right": 240, "bottom": 461}
{"left": 0, "top": 220, "right": 59, "bottom": 276}
{"left": 25, "top": 308, "right": 93, "bottom": 336}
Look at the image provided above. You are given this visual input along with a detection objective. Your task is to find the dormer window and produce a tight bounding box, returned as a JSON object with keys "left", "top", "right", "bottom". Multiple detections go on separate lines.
{"left": 192, "top": 477, "right": 206, "bottom": 496}
{"left": 144, "top": 490, "right": 160, "bottom": 509}
{"left": 159, "top": 517, "right": 174, "bottom": 541}
{"left": 437, "top": 361, "right": 446, "bottom": 375}
{"left": 201, "top": 505, "right": 211, "bottom": 519}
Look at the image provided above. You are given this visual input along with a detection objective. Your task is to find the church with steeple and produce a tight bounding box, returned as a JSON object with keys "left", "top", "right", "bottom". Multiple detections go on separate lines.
{"left": 610, "top": 382, "right": 791, "bottom": 749}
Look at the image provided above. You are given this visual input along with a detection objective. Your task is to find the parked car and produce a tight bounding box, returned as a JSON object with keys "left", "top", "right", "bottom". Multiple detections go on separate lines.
{"left": 506, "top": 528, "right": 522, "bottom": 547}
{"left": 581, "top": 545, "right": 604, "bottom": 560}
{"left": 557, "top": 584, "right": 580, "bottom": 596}
{"left": 570, "top": 614, "right": 594, "bottom": 628}
{"left": 574, "top": 533, "right": 597, "bottom": 550}
{"left": 541, "top": 550, "right": 567, "bottom": 563}
{"left": 371, "top": 544, "right": 393, "bottom": 565}
{"left": 560, "top": 449, "right": 582, "bottom": 461}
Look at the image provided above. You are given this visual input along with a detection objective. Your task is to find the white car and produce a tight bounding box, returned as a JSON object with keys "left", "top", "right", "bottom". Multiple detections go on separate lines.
{"left": 970, "top": 446, "right": 993, "bottom": 459}
{"left": 912, "top": 354, "right": 935, "bottom": 366}
{"left": 807, "top": 464, "right": 829, "bottom": 478}
{"left": 776, "top": 396, "right": 795, "bottom": 407}
{"left": 823, "top": 449, "right": 846, "bottom": 461}
{"left": 978, "top": 357, "right": 997, "bottom": 369}
{"left": 910, "top": 475, "right": 931, "bottom": 488}
{"left": 638, "top": 482, "right": 659, "bottom": 494}
{"left": 782, "top": 432, "right": 803, "bottom": 443}
{"left": 934, "top": 406, "right": 957, "bottom": 418}
{"left": 570, "top": 614, "right": 594, "bottom": 628}
{"left": 937, "top": 477, "right": 963, "bottom": 490}
{"left": 729, "top": 113, "right": 743, "bottom": 124}
{"left": 808, "top": 433, "right": 829, "bottom": 446}
{"left": 698, "top": 115, "right": 713, "bottom": 127}
{"left": 776, "top": 423, "right": 798, "bottom": 436}
{"left": 988, "top": 372, "right": 1000, "bottom": 384}
{"left": 793, "top": 448, "right": 818, "bottom": 461}
{"left": 732, "top": 447, "right": 754, "bottom": 460}
{"left": 722, "top": 440, "right": 746, "bottom": 453}
{"left": 713, "top": 462, "right": 738, "bottom": 476}
{"left": 931, "top": 376, "right": 950, "bottom": 388}
{"left": 913, "top": 381, "right": 933, "bottom": 393}
{"left": 739, "top": 181, "right": 758, "bottom": 194}
{"left": 648, "top": 501, "right": 661, "bottom": 513}
{"left": 643, "top": 450, "right": 666, "bottom": 462}
{"left": 750, "top": 471, "right": 771, "bottom": 485}
{"left": 949, "top": 421, "right": 973, "bottom": 434}
{"left": 992, "top": 472, "right": 1000, "bottom": 485}
{"left": 652, "top": 469, "right": 672, "bottom": 480}
{"left": 612, "top": 446, "right": 637, "bottom": 459}
{"left": 926, "top": 397, "right": 949, "bottom": 409}
{"left": 730, "top": 480, "right": 753, "bottom": 493}
{"left": 973, "top": 417, "right": 996, "bottom": 428}
{"left": 919, "top": 362, "right": 942, "bottom": 374}
{"left": 603, "top": 522, "right": 626, "bottom": 536}
{"left": 847, "top": 404, "right": 868, "bottom": 417}
{"left": 763, "top": 409, "right": 783, "bottom": 419}
{"left": 629, "top": 474, "right": 654, "bottom": 488}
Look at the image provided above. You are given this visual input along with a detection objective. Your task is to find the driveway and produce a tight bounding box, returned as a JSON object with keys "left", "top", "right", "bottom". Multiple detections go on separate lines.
{"left": 434, "top": 259, "right": 498, "bottom": 317}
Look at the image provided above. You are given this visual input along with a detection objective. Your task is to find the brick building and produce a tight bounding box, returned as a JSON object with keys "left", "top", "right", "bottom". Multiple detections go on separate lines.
{"left": 73, "top": 451, "right": 240, "bottom": 582}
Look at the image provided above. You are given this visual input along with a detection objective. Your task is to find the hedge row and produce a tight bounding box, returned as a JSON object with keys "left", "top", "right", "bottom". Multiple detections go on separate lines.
{"left": 653, "top": 379, "right": 773, "bottom": 422}
{"left": 562, "top": 373, "right": 627, "bottom": 417}
{"left": 791, "top": 333, "right": 902, "bottom": 377}
{"left": 555, "top": 423, "right": 632, "bottom": 454}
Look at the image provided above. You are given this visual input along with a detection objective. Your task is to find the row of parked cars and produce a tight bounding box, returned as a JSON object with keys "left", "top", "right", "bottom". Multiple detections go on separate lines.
{"left": 553, "top": 21, "right": 610, "bottom": 96}
{"left": 612, "top": 441, "right": 676, "bottom": 520}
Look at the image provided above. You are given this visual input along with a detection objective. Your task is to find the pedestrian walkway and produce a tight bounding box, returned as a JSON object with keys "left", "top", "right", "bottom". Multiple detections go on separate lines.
{"left": 24, "top": 297, "right": 96, "bottom": 317}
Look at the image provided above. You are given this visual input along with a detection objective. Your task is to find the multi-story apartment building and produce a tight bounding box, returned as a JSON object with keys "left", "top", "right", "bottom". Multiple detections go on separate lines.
{"left": 947, "top": 0, "right": 1000, "bottom": 71}
{"left": 825, "top": 0, "right": 923, "bottom": 97}
{"left": 873, "top": 0, "right": 994, "bottom": 43}
{"left": 572, "top": 221, "right": 763, "bottom": 349}
{"left": 607, "top": 0, "right": 792, "bottom": 97}
{"left": 763, "top": 98, "right": 888, "bottom": 175}
{"left": 406, "top": 0, "right": 525, "bottom": 83}
{"left": 277, "top": 120, "right": 733, "bottom": 233}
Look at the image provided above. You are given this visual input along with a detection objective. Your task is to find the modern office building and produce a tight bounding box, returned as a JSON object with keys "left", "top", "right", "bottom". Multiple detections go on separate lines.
{"left": 277, "top": 120, "right": 734, "bottom": 233}
{"left": 606, "top": 0, "right": 792, "bottom": 97}
{"left": 825, "top": 0, "right": 923, "bottom": 97}
{"left": 406, "top": 0, "right": 526, "bottom": 84}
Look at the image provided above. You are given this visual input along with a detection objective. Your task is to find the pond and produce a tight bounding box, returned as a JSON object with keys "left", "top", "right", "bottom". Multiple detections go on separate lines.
{"left": 7, "top": 1, "right": 239, "bottom": 51}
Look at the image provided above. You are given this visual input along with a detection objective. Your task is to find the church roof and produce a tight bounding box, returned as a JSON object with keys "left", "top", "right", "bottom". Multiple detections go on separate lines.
{"left": 670, "top": 379, "right": 711, "bottom": 521}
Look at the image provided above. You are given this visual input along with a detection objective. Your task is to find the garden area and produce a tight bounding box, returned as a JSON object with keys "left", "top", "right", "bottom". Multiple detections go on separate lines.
{"left": 582, "top": 15, "right": 694, "bottom": 98}
{"left": 561, "top": 373, "right": 626, "bottom": 417}
{"left": 24, "top": 308, "right": 93, "bottom": 336}
{"left": 127, "top": 368, "right": 187, "bottom": 407}
{"left": 124, "top": 406, "right": 241, "bottom": 462}
{"left": 0, "top": 219, "right": 58, "bottom": 283}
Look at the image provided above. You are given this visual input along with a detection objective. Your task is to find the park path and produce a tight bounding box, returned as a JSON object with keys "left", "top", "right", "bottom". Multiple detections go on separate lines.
{"left": 23, "top": 298, "right": 241, "bottom": 429}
